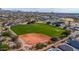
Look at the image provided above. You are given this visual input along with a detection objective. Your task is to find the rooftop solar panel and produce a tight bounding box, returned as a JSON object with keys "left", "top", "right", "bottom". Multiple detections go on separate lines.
{"left": 67, "top": 39, "right": 79, "bottom": 49}
{"left": 58, "top": 44, "right": 73, "bottom": 51}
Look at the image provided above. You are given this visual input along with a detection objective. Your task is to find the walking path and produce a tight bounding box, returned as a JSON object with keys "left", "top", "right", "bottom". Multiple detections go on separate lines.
{"left": 7, "top": 26, "right": 17, "bottom": 36}
{"left": 7, "top": 26, "right": 77, "bottom": 51}
{"left": 39, "top": 32, "right": 75, "bottom": 51}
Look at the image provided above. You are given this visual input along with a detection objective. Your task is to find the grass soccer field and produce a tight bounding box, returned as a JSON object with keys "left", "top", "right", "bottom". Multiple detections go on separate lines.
{"left": 10, "top": 23, "right": 65, "bottom": 37}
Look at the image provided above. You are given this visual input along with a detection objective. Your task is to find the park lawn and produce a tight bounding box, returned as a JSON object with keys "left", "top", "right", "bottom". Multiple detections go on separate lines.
{"left": 10, "top": 23, "right": 65, "bottom": 37}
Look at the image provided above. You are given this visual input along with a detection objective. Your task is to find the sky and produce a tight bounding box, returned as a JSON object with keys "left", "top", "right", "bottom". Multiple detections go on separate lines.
{"left": 2, "top": 8, "right": 79, "bottom": 13}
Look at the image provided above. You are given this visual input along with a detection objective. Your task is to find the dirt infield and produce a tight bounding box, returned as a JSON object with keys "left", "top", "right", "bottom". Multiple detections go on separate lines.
{"left": 18, "top": 33, "right": 51, "bottom": 46}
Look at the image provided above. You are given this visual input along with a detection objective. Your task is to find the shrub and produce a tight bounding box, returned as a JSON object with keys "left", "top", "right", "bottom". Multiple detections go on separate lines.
{"left": 11, "top": 36, "right": 17, "bottom": 42}
{"left": 30, "top": 21, "right": 36, "bottom": 23}
{"left": 51, "top": 36, "right": 59, "bottom": 42}
{"left": 59, "top": 35, "right": 66, "bottom": 39}
{"left": 47, "top": 41, "right": 53, "bottom": 44}
{"left": 35, "top": 43, "right": 47, "bottom": 49}
{"left": 63, "top": 26, "right": 67, "bottom": 29}
{"left": 46, "top": 22, "right": 51, "bottom": 25}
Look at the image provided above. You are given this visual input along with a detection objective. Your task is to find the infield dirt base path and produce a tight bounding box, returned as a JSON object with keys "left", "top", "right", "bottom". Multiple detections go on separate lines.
{"left": 18, "top": 33, "right": 52, "bottom": 46}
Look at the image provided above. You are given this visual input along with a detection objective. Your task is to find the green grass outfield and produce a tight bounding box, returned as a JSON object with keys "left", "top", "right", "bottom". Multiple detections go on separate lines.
{"left": 10, "top": 23, "right": 65, "bottom": 37}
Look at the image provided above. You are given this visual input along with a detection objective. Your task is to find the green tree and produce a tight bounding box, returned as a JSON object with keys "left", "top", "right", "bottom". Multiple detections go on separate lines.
{"left": 2, "top": 32, "right": 11, "bottom": 36}
{"left": 0, "top": 43, "right": 9, "bottom": 51}
{"left": 61, "top": 30, "right": 71, "bottom": 37}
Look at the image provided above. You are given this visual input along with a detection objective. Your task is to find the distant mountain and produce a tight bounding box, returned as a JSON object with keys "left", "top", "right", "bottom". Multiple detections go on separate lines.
{"left": 0, "top": 8, "right": 79, "bottom": 18}
{"left": 0, "top": 8, "right": 12, "bottom": 13}
{"left": 0, "top": 8, "right": 22, "bottom": 13}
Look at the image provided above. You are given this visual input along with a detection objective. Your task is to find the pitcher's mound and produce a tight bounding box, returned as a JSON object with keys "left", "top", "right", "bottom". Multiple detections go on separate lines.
{"left": 18, "top": 33, "right": 51, "bottom": 46}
